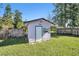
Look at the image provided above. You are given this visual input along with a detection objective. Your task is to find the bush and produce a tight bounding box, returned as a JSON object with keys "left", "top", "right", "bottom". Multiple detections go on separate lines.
{"left": 51, "top": 26, "right": 57, "bottom": 33}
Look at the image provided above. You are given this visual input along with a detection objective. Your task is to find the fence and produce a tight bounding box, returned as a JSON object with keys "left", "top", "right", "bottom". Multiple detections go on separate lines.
{"left": 57, "top": 27, "right": 79, "bottom": 36}
{"left": 0, "top": 29, "right": 26, "bottom": 38}
{"left": 8, "top": 29, "right": 25, "bottom": 37}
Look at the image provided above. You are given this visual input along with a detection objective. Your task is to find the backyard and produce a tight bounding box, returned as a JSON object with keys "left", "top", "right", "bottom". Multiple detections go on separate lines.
{"left": 0, "top": 35, "right": 79, "bottom": 56}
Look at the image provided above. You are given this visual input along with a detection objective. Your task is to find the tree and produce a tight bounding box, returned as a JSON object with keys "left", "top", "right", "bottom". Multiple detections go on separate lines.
{"left": 14, "top": 10, "right": 24, "bottom": 29}
{"left": 0, "top": 17, "right": 3, "bottom": 30}
{"left": 53, "top": 3, "right": 66, "bottom": 27}
{"left": 70, "top": 4, "right": 79, "bottom": 27}
{"left": 53, "top": 3, "right": 79, "bottom": 28}
{"left": 16, "top": 21, "right": 24, "bottom": 29}
{"left": 0, "top": 4, "right": 3, "bottom": 29}
{"left": 2, "top": 4, "right": 14, "bottom": 29}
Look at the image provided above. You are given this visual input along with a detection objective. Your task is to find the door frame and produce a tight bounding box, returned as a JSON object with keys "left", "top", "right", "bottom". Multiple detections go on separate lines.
{"left": 35, "top": 26, "right": 43, "bottom": 42}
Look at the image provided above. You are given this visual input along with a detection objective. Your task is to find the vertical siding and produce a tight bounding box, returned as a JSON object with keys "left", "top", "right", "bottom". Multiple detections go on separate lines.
{"left": 28, "top": 24, "right": 36, "bottom": 42}
{"left": 27, "top": 20, "right": 51, "bottom": 43}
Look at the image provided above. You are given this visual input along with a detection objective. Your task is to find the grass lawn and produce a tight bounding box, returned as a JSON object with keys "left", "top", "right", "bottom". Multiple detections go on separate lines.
{"left": 0, "top": 36, "right": 79, "bottom": 56}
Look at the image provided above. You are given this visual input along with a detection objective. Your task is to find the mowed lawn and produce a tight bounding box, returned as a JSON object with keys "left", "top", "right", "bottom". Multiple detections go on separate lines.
{"left": 0, "top": 36, "right": 79, "bottom": 56}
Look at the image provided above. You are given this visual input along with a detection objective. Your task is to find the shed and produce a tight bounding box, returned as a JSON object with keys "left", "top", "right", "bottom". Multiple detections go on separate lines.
{"left": 24, "top": 18, "right": 54, "bottom": 43}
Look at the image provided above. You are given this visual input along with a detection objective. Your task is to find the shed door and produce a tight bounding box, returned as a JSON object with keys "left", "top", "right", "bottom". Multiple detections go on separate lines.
{"left": 35, "top": 26, "right": 42, "bottom": 41}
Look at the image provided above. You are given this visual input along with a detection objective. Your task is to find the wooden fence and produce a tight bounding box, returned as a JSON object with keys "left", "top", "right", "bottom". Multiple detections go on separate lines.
{"left": 0, "top": 29, "right": 26, "bottom": 38}
{"left": 57, "top": 27, "right": 79, "bottom": 36}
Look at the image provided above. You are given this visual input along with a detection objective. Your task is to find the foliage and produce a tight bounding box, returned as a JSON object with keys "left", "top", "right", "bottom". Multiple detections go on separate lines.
{"left": 51, "top": 26, "right": 57, "bottom": 33}
{"left": 16, "top": 21, "right": 24, "bottom": 29}
{"left": 0, "top": 37, "right": 27, "bottom": 46}
{"left": 22, "top": 26, "right": 28, "bottom": 32}
{"left": 53, "top": 3, "right": 79, "bottom": 27}
{"left": 0, "top": 18, "right": 3, "bottom": 30}
{"left": 14, "top": 10, "right": 22, "bottom": 28}
{"left": 0, "top": 4, "right": 25, "bottom": 30}
{"left": 2, "top": 4, "right": 14, "bottom": 29}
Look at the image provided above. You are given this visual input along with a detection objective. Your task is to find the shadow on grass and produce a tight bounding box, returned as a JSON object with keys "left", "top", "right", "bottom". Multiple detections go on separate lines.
{"left": 0, "top": 35, "right": 28, "bottom": 47}
{"left": 51, "top": 32, "right": 59, "bottom": 38}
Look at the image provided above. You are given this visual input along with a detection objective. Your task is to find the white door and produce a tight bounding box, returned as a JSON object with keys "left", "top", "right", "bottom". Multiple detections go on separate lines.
{"left": 35, "top": 26, "right": 42, "bottom": 42}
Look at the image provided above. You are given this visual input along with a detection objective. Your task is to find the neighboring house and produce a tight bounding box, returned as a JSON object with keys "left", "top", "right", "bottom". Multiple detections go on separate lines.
{"left": 24, "top": 18, "right": 54, "bottom": 43}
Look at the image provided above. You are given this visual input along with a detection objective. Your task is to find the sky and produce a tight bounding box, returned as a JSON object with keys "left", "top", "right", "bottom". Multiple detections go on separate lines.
{"left": 0, "top": 3, "right": 54, "bottom": 21}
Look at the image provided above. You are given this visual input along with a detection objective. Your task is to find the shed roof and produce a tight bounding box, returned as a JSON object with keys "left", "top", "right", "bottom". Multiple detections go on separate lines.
{"left": 24, "top": 18, "right": 55, "bottom": 25}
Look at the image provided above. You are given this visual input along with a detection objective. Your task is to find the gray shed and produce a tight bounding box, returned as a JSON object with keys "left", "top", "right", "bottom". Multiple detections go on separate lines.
{"left": 25, "top": 18, "right": 54, "bottom": 43}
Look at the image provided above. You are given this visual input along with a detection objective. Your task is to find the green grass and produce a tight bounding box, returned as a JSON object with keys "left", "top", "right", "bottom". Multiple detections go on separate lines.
{"left": 0, "top": 36, "right": 79, "bottom": 56}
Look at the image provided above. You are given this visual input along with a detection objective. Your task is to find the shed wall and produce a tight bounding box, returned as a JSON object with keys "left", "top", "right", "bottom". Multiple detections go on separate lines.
{"left": 27, "top": 20, "right": 51, "bottom": 42}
